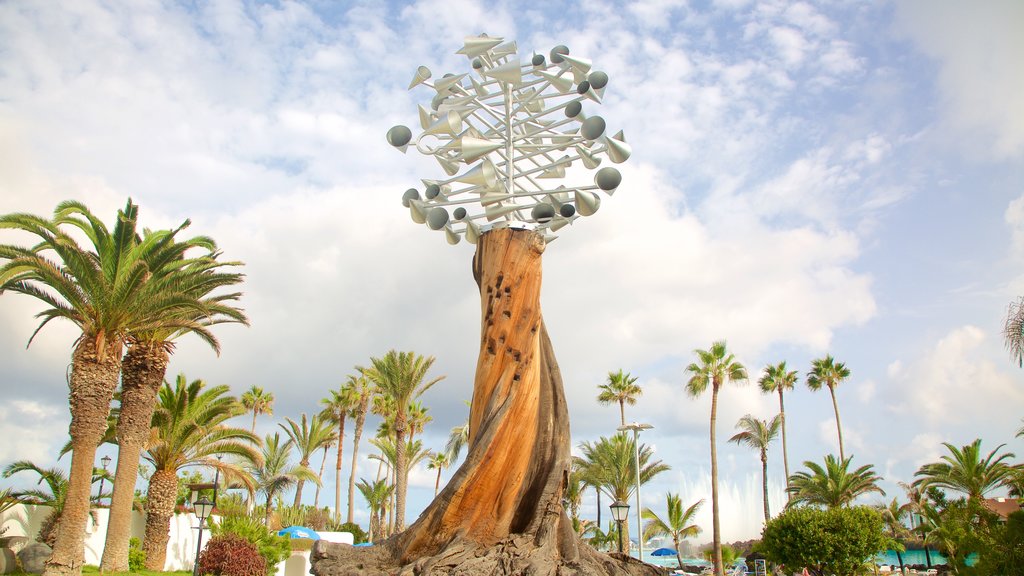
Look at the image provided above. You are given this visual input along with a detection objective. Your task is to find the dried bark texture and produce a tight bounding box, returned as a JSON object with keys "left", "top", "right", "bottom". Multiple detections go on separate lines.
{"left": 44, "top": 337, "right": 123, "bottom": 576}
{"left": 312, "top": 228, "right": 660, "bottom": 576}
{"left": 142, "top": 468, "right": 179, "bottom": 570}
{"left": 101, "top": 342, "right": 170, "bottom": 572}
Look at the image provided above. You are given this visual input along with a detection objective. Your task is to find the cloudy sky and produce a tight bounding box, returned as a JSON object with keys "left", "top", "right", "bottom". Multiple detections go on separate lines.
{"left": 1, "top": 0, "right": 1022, "bottom": 544}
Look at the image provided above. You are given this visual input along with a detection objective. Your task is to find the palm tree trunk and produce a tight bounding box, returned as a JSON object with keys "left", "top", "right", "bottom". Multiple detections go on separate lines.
{"left": 334, "top": 416, "right": 345, "bottom": 521}
{"left": 828, "top": 384, "right": 845, "bottom": 461}
{"left": 347, "top": 404, "right": 366, "bottom": 524}
{"left": 142, "top": 468, "right": 179, "bottom": 571}
{"left": 619, "top": 400, "right": 626, "bottom": 426}
{"left": 251, "top": 411, "right": 257, "bottom": 434}
{"left": 101, "top": 343, "right": 169, "bottom": 573}
{"left": 294, "top": 461, "right": 308, "bottom": 508}
{"left": 760, "top": 451, "right": 770, "bottom": 523}
{"left": 44, "top": 337, "right": 122, "bottom": 576}
{"left": 394, "top": 414, "right": 408, "bottom": 531}
{"left": 434, "top": 468, "right": 442, "bottom": 497}
{"left": 314, "top": 445, "right": 329, "bottom": 508}
{"left": 778, "top": 389, "right": 790, "bottom": 501}
{"left": 711, "top": 384, "right": 723, "bottom": 576}
{"left": 674, "top": 535, "right": 683, "bottom": 570}
{"left": 265, "top": 489, "right": 275, "bottom": 527}
{"left": 596, "top": 487, "right": 602, "bottom": 528}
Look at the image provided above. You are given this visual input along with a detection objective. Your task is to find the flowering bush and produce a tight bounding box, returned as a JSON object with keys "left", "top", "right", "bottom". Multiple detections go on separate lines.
{"left": 197, "top": 534, "right": 267, "bottom": 576}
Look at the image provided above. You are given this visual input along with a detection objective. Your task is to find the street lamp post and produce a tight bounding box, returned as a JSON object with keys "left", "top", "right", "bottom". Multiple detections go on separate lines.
{"left": 191, "top": 496, "right": 214, "bottom": 576}
{"left": 609, "top": 499, "right": 630, "bottom": 554}
{"left": 98, "top": 455, "right": 111, "bottom": 506}
{"left": 618, "top": 422, "right": 652, "bottom": 562}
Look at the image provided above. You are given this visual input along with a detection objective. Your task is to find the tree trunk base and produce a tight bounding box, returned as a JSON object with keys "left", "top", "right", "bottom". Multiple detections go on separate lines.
{"left": 311, "top": 538, "right": 662, "bottom": 576}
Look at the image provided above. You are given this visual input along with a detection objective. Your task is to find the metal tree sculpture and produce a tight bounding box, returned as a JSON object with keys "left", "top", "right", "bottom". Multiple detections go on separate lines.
{"left": 313, "top": 35, "right": 655, "bottom": 576}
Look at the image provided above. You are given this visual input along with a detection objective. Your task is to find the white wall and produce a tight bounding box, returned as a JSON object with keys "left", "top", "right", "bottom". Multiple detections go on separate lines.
{"left": 1, "top": 504, "right": 210, "bottom": 571}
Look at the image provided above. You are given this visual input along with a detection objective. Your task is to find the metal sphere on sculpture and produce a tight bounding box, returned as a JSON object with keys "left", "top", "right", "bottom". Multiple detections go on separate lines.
{"left": 386, "top": 34, "right": 631, "bottom": 245}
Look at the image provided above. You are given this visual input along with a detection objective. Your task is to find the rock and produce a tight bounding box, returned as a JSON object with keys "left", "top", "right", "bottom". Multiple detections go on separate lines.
{"left": 0, "top": 537, "right": 28, "bottom": 554}
{"left": 0, "top": 548, "right": 17, "bottom": 574}
{"left": 17, "top": 542, "right": 51, "bottom": 574}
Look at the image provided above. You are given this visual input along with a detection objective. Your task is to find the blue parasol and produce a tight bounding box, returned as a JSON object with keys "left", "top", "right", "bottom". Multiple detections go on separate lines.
{"left": 277, "top": 525, "right": 320, "bottom": 540}
{"left": 651, "top": 547, "right": 678, "bottom": 556}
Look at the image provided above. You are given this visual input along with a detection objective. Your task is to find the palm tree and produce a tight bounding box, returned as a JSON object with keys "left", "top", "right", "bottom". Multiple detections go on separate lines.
{"left": 2, "top": 461, "right": 107, "bottom": 547}
{"left": 912, "top": 439, "right": 1016, "bottom": 500}
{"left": 406, "top": 400, "right": 432, "bottom": 446}
{"left": 346, "top": 373, "right": 373, "bottom": 524}
{"left": 758, "top": 361, "right": 798, "bottom": 498}
{"left": 102, "top": 230, "right": 248, "bottom": 572}
{"left": 141, "top": 374, "right": 259, "bottom": 570}
{"left": 574, "top": 433, "right": 670, "bottom": 554}
{"left": 597, "top": 369, "right": 642, "bottom": 426}
{"left": 1002, "top": 296, "right": 1024, "bottom": 366}
{"left": 426, "top": 452, "right": 450, "bottom": 497}
{"left": 685, "top": 340, "right": 747, "bottom": 576}
{"left": 728, "top": 414, "right": 781, "bottom": 523}
{"left": 320, "top": 381, "right": 357, "bottom": 518}
{"left": 356, "top": 478, "right": 393, "bottom": 543}
{"left": 0, "top": 200, "right": 221, "bottom": 576}
{"left": 249, "top": 432, "right": 319, "bottom": 526}
{"left": 806, "top": 355, "right": 850, "bottom": 461}
{"left": 787, "top": 454, "right": 884, "bottom": 508}
{"left": 361, "top": 350, "right": 444, "bottom": 531}
{"left": 369, "top": 436, "right": 431, "bottom": 535}
{"left": 241, "top": 385, "right": 275, "bottom": 433}
{"left": 642, "top": 494, "right": 703, "bottom": 570}
{"left": 279, "top": 413, "right": 335, "bottom": 507}
{"left": 878, "top": 498, "right": 911, "bottom": 575}
{"left": 900, "top": 481, "right": 934, "bottom": 567}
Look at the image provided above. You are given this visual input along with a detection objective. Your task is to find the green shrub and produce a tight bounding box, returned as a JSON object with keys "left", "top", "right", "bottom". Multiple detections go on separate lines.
{"left": 761, "top": 506, "right": 889, "bottom": 576}
{"left": 198, "top": 534, "right": 266, "bottom": 576}
{"left": 335, "top": 522, "right": 368, "bottom": 544}
{"left": 128, "top": 537, "right": 146, "bottom": 572}
{"left": 209, "top": 514, "right": 291, "bottom": 574}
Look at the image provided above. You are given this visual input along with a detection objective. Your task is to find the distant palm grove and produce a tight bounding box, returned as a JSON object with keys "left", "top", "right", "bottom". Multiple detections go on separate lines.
{"left": 1, "top": 201, "right": 1022, "bottom": 576}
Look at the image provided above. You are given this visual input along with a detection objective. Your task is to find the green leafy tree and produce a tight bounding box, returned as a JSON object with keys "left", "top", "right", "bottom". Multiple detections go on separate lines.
{"left": 0, "top": 200, "right": 218, "bottom": 576}
{"left": 597, "top": 369, "right": 642, "bottom": 426}
{"left": 241, "top": 385, "right": 275, "bottom": 433}
{"left": 361, "top": 350, "right": 444, "bottom": 531}
{"left": 2, "top": 461, "right": 107, "bottom": 546}
{"left": 642, "top": 493, "right": 703, "bottom": 570}
{"left": 686, "top": 340, "right": 747, "bottom": 576}
{"left": 761, "top": 506, "right": 890, "bottom": 576}
{"left": 249, "top": 432, "right": 319, "bottom": 527}
{"left": 320, "top": 379, "right": 356, "bottom": 517}
{"left": 209, "top": 513, "right": 292, "bottom": 574}
{"left": 279, "top": 413, "right": 334, "bottom": 507}
{"left": 574, "top": 432, "right": 670, "bottom": 555}
{"left": 356, "top": 478, "right": 393, "bottom": 543}
{"left": 973, "top": 511, "right": 1024, "bottom": 576}
{"left": 877, "top": 498, "right": 910, "bottom": 574}
{"left": 787, "top": 455, "right": 884, "bottom": 508}
{"left": 345, "top": 373, "right": 373, "bottom": 524}
{"left": 919, "top": 498, "right": 995, "bottom": 575}
{"left": 728, "top": 413, "right": 781, "bottom": 523}
{"left": 806, "top": 355, "right": 851, "bottom": 461}
{"left": 141, "top": 375, "right": 260, "bottom": 569}
{"left": 758, "top": 361, "right": 798, "bottom": 498}
{"left": 912, "top": 439, "right": 1016, "bottom": 500}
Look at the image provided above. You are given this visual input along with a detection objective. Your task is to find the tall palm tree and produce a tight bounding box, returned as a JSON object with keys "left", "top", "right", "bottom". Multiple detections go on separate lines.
{"left": 249, "top": 432, "right": 319, "bottom": 527}
{"left": 141, "top": 374, "right": 259, "bottom": 570}
{"left": 361, "top": 350, "right": 444, "bottom": 531}
{"left": 685, "top": 340, "right": 747, "bottom": 576}
{"left": 728, "top": 414, "right": 781, "bottom": 523}
{"left": 279, "top": 413, "right": 335, "bottom": 507}
{"left": 320, "top": 380, "right": 357, "bottom": 518}
{"left": 642, "top": 494, "right": 703, "bottom": 570}
{"left": 102, "top": 230, "right": 248, "bottom": 572}
{"left": 426, "top": 452, "right": 450, "bottom": 497}
{"left": 574, "top": 433, "right": 670, "bottom": 554}
{"left": 878, "top": 498, "right": 911, "bottom": 575}
{"left": 356, "top": 478, "right": 393, "bottom": 543}
{"left": 241, "top": 385, "right": 275, "bottom": 433}
{"left": 0, "top": 200, "right": 219, "bottom": 576}
{"left": 806, "top": 355, "right": 850, "bottom": 461}
{"left": 346, "top": 373, "right": 373, "bottom": 524}
{"left": 597, "top": 369, "right": 643, "bottom": 426}
{"left": 368, "top": 436, "right": 431, "bottom": 535}
{"left": 912, "top": 439, "right": 1016, "bottom": 500}
{"left": 758, "top": 361, "right": 798, "bottom": 498}
{"left": 787, "top": 454, "right": 884, "bottom": 508}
